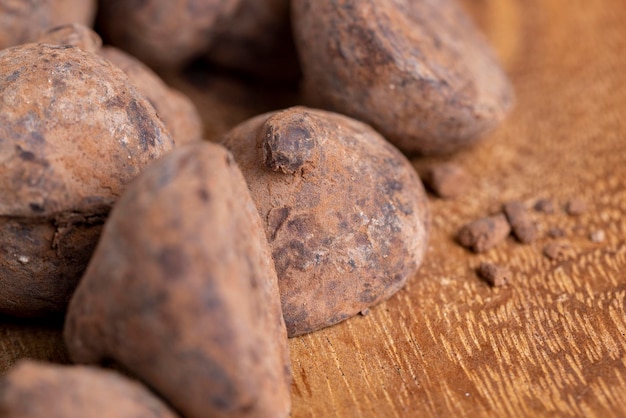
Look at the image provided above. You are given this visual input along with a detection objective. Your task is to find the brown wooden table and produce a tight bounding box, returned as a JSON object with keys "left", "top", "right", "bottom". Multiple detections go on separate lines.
{"left": 2, "top": 0, "right": 625, "bottom": 417}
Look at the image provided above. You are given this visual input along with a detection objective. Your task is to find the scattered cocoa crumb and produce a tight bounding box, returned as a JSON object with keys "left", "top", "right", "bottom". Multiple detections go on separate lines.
{"left": 589, "top": 230, "right": 605, "bottom": 243}
{"left": 566, "top": 197, "right": 587, "bottom": 216}
{"left": 547, "top": 227, "right": 566, "bottom": 238}
{"left": 476, "top": 262, "right": 510, "bottom": 287}
{"left": 503, "top": 201, "right": 537, "bottom": 244}
{"left": 543, "top": 242, "right": 571, "bottom": 260}
{"left": 534, "top": 199, "right": 555, "bottom": 214}
{"left": 422, "top": 162, "right": 470, "bottom": 199}
{"left": 457, "top": 214, "right": 511, "bottom": 253}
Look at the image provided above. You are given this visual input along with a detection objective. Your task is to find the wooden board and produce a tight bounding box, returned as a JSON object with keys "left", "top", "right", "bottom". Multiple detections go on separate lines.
{"left": 1, "top": 0, "right": 625, "bottom": 416}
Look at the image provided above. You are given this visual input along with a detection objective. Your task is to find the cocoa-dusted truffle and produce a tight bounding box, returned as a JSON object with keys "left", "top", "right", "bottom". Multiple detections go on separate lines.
{"left": 292, "top": 0, "right": 514, "bottom": 155}
{"left": 221, "top": 106, "right": 430, "bottom": 336}
{"left": 0, "top": 42, "right": 173, "bottom": 317}
{"left": 65, "top": 142, "right": 291, "bottom": 418}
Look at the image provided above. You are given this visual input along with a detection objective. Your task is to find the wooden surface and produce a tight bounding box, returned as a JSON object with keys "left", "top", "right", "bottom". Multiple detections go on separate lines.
{"left": 1, "top": 0, "right": 626, "bottom": 417}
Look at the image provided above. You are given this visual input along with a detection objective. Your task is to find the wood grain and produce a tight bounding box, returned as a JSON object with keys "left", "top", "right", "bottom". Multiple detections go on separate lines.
{"left": 1, "top": 0, "right": 625, "bottom": 417}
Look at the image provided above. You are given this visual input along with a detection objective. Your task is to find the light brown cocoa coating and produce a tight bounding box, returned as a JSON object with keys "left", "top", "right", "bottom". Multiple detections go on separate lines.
{"left": 97, "top": 0, "right": 242, "bottom": 69}
{"left": 64, "top": 143, "right": 291, "bottom": 418}
{"left": 206, "top": 0, "right": 301, "bottom": 82}
{"left": 0, "top": 360, "right": 179, "bottom": 418}
{"left": 503, "top": 200, "right": 537, "bottom": 244}
{"left": 0, "top": 43, "right": 173, "bottom": 316}
{"left": 457, "top": 214, "right": 511, "bottom": 253}
{"left": 0, "top": 0, "right": 96, "bottom": 50}
{"left": 98, "top": 46, "right": 203, "bottom": 145}
{"left": 292, "top": 0, "right": 514, "bottom": 155}
{"left": 221, "top": 106, "right": 430, "bottom": 336}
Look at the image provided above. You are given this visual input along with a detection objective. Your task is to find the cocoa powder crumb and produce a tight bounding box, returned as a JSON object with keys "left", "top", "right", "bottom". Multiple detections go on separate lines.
{"left": 543, "top": 242, "right": 571, "bottom": 260}
{"left": 566, "top": 197, "right": 587, "bottom": 216}
{"left": 476, "top": 262, "right": 510, "bottom": 287}
{"left": 589, "top": 230, "right": 605, "bottom": 243}
{"left": 534, "top": 199, "right": 555, "bottom": 214}
{"left": 503, "top": 201, "right": 537, "bottom": 244}
{"left": 547, "top": 227, "right": 566, "bottom": 238}
{"left": 457, "top": 214, "right": 511, "bottom": 253}
{"left": 422, "top": 162, "right": 470, "bottom": 199}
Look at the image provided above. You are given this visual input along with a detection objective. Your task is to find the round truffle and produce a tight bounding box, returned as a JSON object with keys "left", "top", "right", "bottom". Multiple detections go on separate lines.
{"left": 221, "top": 106, "right": 430, "bottom": 336}
{"left": 0, "top": 42, "right": 174, "bottom": 316}
{"left": 292, "top": 0, "right": 514, "bottom": 155}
